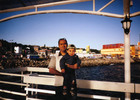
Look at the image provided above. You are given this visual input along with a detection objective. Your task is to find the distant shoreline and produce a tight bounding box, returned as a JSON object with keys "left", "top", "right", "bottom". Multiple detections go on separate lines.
{"left": 0, "top": 58, "right": 139, "bottom": 69}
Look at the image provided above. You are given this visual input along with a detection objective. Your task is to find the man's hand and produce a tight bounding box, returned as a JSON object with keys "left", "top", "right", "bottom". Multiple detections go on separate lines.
{"left": 61, "top": 69, "right": 65, "bottom": 73}
{"left": 49, "top": 68, "right": 62, "bottom": 76}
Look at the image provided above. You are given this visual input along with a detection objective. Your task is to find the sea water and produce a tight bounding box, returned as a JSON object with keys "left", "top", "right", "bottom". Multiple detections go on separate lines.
{"left": 76, "top": 62, "right": 140, "bottom": 83}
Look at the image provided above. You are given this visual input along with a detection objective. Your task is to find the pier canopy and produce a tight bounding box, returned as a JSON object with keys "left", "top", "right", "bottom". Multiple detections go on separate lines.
{"left": 0, "top": 0, "right": 140, "bottom": 22}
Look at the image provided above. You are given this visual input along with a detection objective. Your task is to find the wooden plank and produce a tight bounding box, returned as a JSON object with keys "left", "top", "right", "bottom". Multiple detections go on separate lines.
{"left": 26, "top": 67, "right": 49, "bottom": 72}
{"left": 77, "top": 79, "right": 134, "bottom": 93}
{"left": 135, "top": 84, "right": 140, "bottom": 93}
{"left": 25, "top": 88, "right": 55, "bottom": 94}
{"left": 0, "top": 67, "right": 27, "bottom": 72}
{"left": 24, "top": 75, "right": 135, "bottom": 93}
{"left": 24, "top": 75, "right": 55, "bottom": 85}
{"left": 77, "top": 93, "right": 120, "bottom": 100}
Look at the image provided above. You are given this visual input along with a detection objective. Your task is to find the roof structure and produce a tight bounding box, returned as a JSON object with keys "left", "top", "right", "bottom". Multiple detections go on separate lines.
{"left": 0, "top": 0, "right": 63, "bottom": 10}
{"left": 0, "top": 0, "right": 140, "bottom": 22}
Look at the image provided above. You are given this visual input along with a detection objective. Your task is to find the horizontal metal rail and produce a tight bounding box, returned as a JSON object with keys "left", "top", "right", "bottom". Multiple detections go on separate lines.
{"left": 0, "top": 97, "right": 15, "bottom": 100}
{"left": 25, "top": 87, "right": 55, "bottom": 94}
{"left": 1, "top": 67, "right": 140, "bottom": 99}
{"left": 0, "top": 80, "right": 29, "bottom": 87}
{"left": 0, "top": 67, "right": 49, "bottom": 73}
{"left": 0, "top": 89, "right": 26, "bottom": 96}
{"left": 0, "top": 72, "right": 24, "bottom": 77}
{"left": 1, "top": 67, "right": 140, "bottom": 93}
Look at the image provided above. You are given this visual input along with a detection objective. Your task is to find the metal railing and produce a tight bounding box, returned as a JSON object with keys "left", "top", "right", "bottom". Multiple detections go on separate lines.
{"left": 0, "top": 67, "right": 140, "bottom": 100}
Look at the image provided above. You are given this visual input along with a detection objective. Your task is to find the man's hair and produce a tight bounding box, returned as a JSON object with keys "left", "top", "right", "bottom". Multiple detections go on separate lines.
{"left": 58, "top": 38, "right": 68, "bottom": 45}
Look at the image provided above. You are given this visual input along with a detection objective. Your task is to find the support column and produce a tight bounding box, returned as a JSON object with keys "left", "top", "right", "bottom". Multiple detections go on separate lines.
{"left": 123, "top": 0, "right": 131, "bottom": 100}
{"left": 124, "top": 33, "right": 130, "bottom": 83}
{"left": 124, "top": 31, "right": 131, "bottom": 100}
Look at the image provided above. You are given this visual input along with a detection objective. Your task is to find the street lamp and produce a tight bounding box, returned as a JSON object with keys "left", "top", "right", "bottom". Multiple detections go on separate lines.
{"left": 121, "top": 15, "right": 132, "bottom": 34}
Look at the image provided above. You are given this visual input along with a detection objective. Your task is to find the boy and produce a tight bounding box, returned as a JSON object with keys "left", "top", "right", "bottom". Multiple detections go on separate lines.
{"left": 60, "top": 44, "right": 81, "bottom": 96}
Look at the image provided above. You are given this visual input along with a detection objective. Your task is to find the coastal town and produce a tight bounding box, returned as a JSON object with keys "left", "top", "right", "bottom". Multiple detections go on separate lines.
{"left": 0, "top": 39, "right": 140, "bottom": 69}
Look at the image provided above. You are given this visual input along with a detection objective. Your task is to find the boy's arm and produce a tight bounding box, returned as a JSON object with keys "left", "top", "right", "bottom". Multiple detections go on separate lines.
{"left": 66, "top": 63, "right": 77, "bottom": 69}
{"left": 67, "top": 56, "right": 81, "bottom": 69}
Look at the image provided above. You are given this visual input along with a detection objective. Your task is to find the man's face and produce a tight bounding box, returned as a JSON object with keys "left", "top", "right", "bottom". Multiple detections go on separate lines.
{"left": 67, "top": 48, "right": 75, "bottom": 56}
{"left": 59, "top": 40, "right": 67, "bottom": 52}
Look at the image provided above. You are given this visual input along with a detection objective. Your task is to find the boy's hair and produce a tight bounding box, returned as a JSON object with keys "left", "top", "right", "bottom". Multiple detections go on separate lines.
{"left": 58, "top": 38, "right": 68, "bottom": 45}
{"left": 67, "top": 44, "right": 76, "bottom": 50}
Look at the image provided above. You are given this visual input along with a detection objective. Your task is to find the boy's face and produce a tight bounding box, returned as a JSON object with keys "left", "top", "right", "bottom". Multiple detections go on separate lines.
{"left": 67, "top": 48, "right": 75, "bottom": 56}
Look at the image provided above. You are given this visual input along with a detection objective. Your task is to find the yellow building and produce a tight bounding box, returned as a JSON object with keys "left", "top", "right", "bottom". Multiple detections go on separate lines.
{"left": 101, "top": 43, "right": 139, "bottom": 58}
{"left": 86, "top": 45, "right": 90, "bottom": 53}
{"left": 101, "top": 48, "right": 124, "bottom": 57}
{"left": 76, "top": 48, "right": 83, "bottom": 53}
{"left": 130, "top": 45, "right": 136, "bottom": 58}
{"left": 137, "top": 42, "right": 140, "bottom": 58}
{"left": 33, "top": 45, "right": 39, "bottom": 53}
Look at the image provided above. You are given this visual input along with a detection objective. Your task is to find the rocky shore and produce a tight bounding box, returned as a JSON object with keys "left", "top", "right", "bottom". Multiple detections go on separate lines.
{"left": 0, "top": 57, "right": 138, "bottom": 70}
{"left": 0, "top": 58, "right": 50, "bottom": 69}
{"left": 80, "top": 58, "right": 134, "bottom": 67}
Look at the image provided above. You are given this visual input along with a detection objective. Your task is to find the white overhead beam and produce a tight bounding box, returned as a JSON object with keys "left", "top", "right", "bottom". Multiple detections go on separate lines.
{"left": 0, "top": 9, "right": 123, "bottom": 22}
{"left": 0, "top": 0, "right": 91, "bottom": 13}
{"left": 93, "top": 0, "right": 95, "bottom": 11}
{"left": 97, "top": 0, "right": 115, "bottom": 12}
{"left": 130, "top": 11, "right": 140, "bottom": 18}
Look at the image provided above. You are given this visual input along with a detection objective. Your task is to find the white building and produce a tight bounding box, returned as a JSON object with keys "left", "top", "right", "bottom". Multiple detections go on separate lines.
{"left": 14, "top": 46, "right": 22, "bottom": 54}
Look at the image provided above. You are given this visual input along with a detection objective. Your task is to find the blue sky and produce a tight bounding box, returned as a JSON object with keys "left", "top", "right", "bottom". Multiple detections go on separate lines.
{"left": 0, "top": 0, "right": 140, "bottom": 50}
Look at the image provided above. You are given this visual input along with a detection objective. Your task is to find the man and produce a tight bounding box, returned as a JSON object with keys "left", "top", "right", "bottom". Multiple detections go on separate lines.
{"left": 48, "top": 38, "right": 67, "bottom": 99}
{"left": 48, "top": 38, "right": 79, "bottom": 100}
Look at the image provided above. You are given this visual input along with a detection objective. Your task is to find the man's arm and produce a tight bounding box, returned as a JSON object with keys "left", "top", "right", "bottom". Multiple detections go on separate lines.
{"left": 49, "top": 68, "right": 62, "bottom": 76}
{"left": 48, "top": 56, "right": 62, "bottom": 76}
